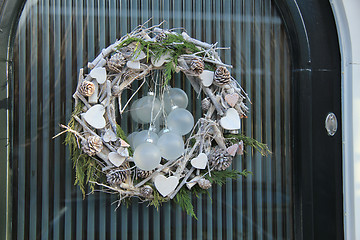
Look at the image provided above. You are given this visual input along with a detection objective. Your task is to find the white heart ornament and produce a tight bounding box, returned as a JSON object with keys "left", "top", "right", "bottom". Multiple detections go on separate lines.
{"left": 108, "top": 152, "right": 126, "bottom": 167}
{"left": 117, "top": 147, "right": 129, "bottom": 157}
{"left": 191, "top": 153, "right": 208, "bottom": 169}
{"left": 151, "top": 53, "right": 171, "bottom": 67}
{"left": 103, "top": 129, "right": 117, "bottom": 142}
{"left": 220, "top": 108, "right": 241, "bottom": 130}
{"left": 127, "top": 60, "right": 141, "bottom": 69}
{"left": 225, "top": 93, "right": 239, "bottom": 107}
{"left": 199, "top": 70, "right": 214, "bottom": 87}
{"left": 89, "top": 67, "right": 107, "bottom": 84}
{"left": 83, "top": 104, "right": 106, "bottom": 129}
{"left": 154, "top": 175, "right": 179, "bottom": 197}
{"left": 237, "top": 140, "right": 244, "bottom": 155}
{"left": 131, "top": 50, "right": 146, "bottom": 61}
{"left": 227, "top": 144, "right": 239, "bottom": 157}
{"left": 118, "top": 138, "right": 130, "bottom": 148}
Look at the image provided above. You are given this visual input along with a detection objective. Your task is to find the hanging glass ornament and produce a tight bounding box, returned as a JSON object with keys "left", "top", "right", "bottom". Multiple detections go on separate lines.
{"left": 157, "top": 132, "right": 184, "bottom": 160}
{"left": 167, "top": 108, "right": 194, "bottom": 135}
{"left": 130, "top": 99, "right": 144, "bottom": 123}
{"left": 132, "top": 130, "right": 159, "bottom": 148}
{"left": 136, "top": 94, "right": 162, "bottom": 124}
{"left": 133, "top": 142, "right": 161, "bottom": 171}
{"left": 163, "top": 88, "right": 188, "bottom": 114}
{"left": 127, "top": 131, "right": 139, "bottom": 148}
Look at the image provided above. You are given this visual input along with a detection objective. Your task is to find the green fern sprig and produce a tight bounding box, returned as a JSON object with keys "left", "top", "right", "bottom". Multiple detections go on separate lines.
{"left": 225, "top": 134, "right": 271, "bottom": 156}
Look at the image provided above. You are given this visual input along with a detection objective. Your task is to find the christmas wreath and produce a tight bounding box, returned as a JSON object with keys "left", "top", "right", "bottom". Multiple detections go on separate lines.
{"left": 57, "top": 22, "right": 270, "bottom": 218}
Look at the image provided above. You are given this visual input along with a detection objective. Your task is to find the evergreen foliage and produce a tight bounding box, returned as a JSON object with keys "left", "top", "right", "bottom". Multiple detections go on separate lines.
{"left": 64, "top": 103, "right": 103, "bottom": 198}
{"left": 225, "top": 133, "right": 271, "bottom": 156}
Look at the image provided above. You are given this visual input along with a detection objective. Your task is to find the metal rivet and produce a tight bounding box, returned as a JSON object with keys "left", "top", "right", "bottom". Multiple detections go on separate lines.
{"left": 325, "top": 113, "right": 337, "bottom": 136}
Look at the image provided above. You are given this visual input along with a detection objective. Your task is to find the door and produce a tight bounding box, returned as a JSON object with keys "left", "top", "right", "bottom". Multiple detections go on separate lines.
{"left": 0, "top": 0, "right": 343, "bottom": 239}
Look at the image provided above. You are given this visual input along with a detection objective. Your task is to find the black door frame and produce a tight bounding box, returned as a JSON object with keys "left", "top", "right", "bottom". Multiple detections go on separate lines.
{"left": 0, "top": 0, "right": 343, "bottom": 239}
{"left": 274, "top": 1, "right": 343, "bottom": 239}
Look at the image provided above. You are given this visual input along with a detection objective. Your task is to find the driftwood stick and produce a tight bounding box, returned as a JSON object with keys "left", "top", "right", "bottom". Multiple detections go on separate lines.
{"left": 176, "top": 139, "right": 200, "bottom": 176}
{"left": 75, "top": 92, "right": 92, "bottom": 109}
{"left": 181, "top": 32, "right": 212, "bottom": 49}
{"left": 177, "top": 58, "right": 201, "bottom": 94}
{"left": 203, "top": 87, "right": 224, "bottom": 116}
{"left": 169, "top": 167, "right": 195, "bottom": 199}
{"left": 118, "top": 65, "right": 152, "bottom": 92}
{"left": 73, "top": 115, "right": 117, "bottom": 153}
{"left": 203, "top": 58, "right": 233, "bottom": 68}
{"left": 88, "top": 40, "right": 122, "bottom": 69}
{"left": 135, "top": 158, "right": 180, "bottom": 188}
{"left": 90, "top": 181, "right": 139, "bottom": 195}
{"left": 120, "top": 77, "right": 146, "bottom": 114}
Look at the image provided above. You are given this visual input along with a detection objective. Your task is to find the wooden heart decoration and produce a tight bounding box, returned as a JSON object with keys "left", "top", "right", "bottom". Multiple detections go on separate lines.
{"left": 131, "top": 50, "right": 146, "bottom": 61}
{"left": 103, "top": 129, "right": 117, "bottom": 142}
{"left": 220, "top": 108, "right": 240, "bottom": 130}
{"left": 237, "top": 140, "right": 244, "bottom": 155}
{"left": 225, "top": 93, "right": 239, "bottom": 107}
{"left": 199, "top": 70, "right": 214, "bottom": 87}
{"left": 108, "top": 152, "right": 126, "bottom": 167}
{"left": 227, "top": 144, "right": 239, "bottom": 156}
{"left": 83, "top": 104, "right": 106, "bottom": 129}
{"left": 127, "top": 60, "right": 141, "bottom": 69}
{"left": 117, "top": 147, "right": 129, "bottom": 157}
{"left": 151, "top": 52, "right": 171, "bottom": 67}
{"left": 89, "top": 67, "right": 107, "bottom": 84}
{"left": 154, "top": 175, "right": 179, "bottom": 197}
{"left": 191, "top": 153, "right": 208, "bottom": 169}
{"left": 119, "top": 139, "right": 130, "bottom": 148}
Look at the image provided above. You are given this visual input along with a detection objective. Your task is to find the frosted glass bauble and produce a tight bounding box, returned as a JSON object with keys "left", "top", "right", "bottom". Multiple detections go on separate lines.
{"left": 163, "top": 88, "right": 188, "bottom": 113}
{"left": 132, "top": 130, "right": 159, "bottom": 148}
{"left": 133, "top": 142, "right": 161, "bottom": 171}
{"left": 136, "top": 95, "right": 161, "bottom": 123}
{"left": 127, "top": 131, "right": 138, "bottom": 148}
{"left": 167, "top": 108, "right": 194, "bottom": 135}
{"left": 157, "top": 132, "right": 184, "bottom": 160}
{"left": 130, "top": 99, "right": 144, "bottom": 123}
{"left": 158, "top": 128, "right": 171, "bottom": 137}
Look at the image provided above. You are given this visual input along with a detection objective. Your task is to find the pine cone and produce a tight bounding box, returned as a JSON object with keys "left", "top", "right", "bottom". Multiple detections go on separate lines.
{"left": 155, "top": 31, "right": 167, "bottom": 42}
{"left": 81, "top": 136, "right": 103, "bottom": 156}
{"left": 209, "top": 146, "right": 233, "bottom": 171}
{"left": 198, "top": 178, "right": 212, "bottom": 189}
{"left": 140, "top": 185, "right": 153, "bottom": 198}
{"left": 106, "top": 167, "right": 130, "bottom": 185}
{"left": 137, "top": 169, "right": 154, "bottom": 179}
{"left": 190, "top": 58, "right": 204, "bottom": 75}
{"left": 214, "top": 66, "right": 231, "bottom": 86}
{"left": 201, "top": 98, "right": 211, "bottom": 111}
{"left": 78, "top": 80, "right": 95, "bottom": 97}
{"left": 107, "top": 52, "right": 126, "bottom": 73}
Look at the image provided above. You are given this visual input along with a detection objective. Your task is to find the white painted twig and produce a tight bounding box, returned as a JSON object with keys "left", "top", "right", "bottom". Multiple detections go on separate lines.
{"left": 134, "top": 158, "right": 179, "bottom": 188}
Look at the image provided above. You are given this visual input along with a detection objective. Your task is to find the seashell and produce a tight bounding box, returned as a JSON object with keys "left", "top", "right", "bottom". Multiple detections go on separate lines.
{"left": 78, "top": 80, "right": 95, "bottom": 97}
{"left": 198, "top": 178, "right": 212, "bottom": 189}
{"left": 140, "top": 185, "right": 153, "bottom": 198}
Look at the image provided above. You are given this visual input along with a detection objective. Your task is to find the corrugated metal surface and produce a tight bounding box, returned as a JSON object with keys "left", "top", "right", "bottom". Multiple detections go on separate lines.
{"left": 11, "top": 0, "right": 292, "bottom": 239}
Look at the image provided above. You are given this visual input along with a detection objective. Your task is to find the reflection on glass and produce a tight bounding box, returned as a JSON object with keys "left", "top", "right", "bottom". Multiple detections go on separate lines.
{"left": 12, "top": 0, "right": 292, "bottom": 239}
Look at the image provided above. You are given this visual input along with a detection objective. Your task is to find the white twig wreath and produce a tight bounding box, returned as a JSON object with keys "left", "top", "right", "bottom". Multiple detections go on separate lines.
{"left": 57, "top": 22, "right": 270, "bottom": 218}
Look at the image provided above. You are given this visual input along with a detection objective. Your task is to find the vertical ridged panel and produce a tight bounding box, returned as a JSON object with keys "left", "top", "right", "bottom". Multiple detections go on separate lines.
{"left": 12, "top": 0, "right": 292, "bottom": 239}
